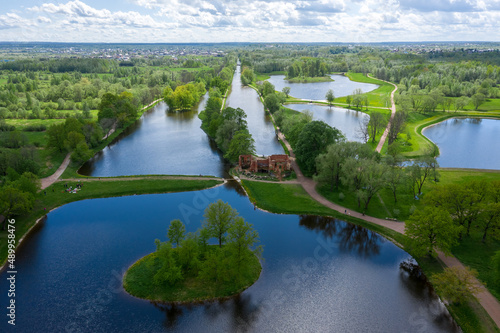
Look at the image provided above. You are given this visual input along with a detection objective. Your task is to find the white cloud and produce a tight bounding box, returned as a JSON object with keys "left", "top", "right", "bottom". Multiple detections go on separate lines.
{"left": 0, "top": 0, "right": 499, "bottom": 42}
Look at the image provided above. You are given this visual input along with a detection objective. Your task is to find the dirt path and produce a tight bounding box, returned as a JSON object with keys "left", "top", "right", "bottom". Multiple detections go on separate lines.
{"left": 369, "top": 75, "right": 398, "bottom": 153}
{"left": 274, "top": 115, "right": 500, "bottom": 329}
{"left": 40, "top": 153, "right": 71, "bottom": 190}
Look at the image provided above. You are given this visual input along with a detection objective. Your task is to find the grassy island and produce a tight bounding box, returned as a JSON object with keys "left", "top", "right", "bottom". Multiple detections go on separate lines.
{"left": 123, "top": 245, "right": 261, "bottom": 302}
{"left": 123, "top": 200, "right": 263, "bottom": 303}
{"left": 286, "top": 76, "right": 333, "bottom": 83}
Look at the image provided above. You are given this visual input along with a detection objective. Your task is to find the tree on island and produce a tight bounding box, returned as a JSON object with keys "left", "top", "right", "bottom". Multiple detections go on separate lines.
{"left": 124, "top": 201, "right": 262, "bottom": 302}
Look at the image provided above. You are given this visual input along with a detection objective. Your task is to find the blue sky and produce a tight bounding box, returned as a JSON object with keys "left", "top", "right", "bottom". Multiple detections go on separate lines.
{"left": 0, "top": 0, "right": 499, "bottom": 43}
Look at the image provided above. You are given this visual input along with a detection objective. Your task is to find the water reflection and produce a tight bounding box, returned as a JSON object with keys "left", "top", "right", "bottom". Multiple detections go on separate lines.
{"left": 79, "top": 95, "right": 230, "bottom": 177}
{"left": 299, "top": 215, "right": 381, "bottom": 257}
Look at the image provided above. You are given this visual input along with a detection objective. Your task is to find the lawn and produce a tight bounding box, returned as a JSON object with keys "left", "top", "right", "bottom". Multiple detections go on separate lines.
{"left": 334, "top": 72, "right": 395, "bottom": 108}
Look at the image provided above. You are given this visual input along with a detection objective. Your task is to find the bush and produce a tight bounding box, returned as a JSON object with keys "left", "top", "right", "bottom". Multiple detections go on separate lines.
{"left": 23, "top": 124, "right": 47, "bottom": 132}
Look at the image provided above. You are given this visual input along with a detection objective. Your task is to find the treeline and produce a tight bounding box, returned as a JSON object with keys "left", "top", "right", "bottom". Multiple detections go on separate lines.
{"left": 315, "top": 141, "right": 438, "bottom": 212}
{"left": 0, "top": 58, "right": 113, "bottom": 73}
{"left": 199, "top": 90, "right": 255, "bottom": 161}
{"left": 286, "top": 58, "right": 329, "bottom": 79}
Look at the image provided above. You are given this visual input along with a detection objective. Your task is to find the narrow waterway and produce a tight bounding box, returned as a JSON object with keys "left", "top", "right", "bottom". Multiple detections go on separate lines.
{"left": 79, "top": 94, "right": 229, "bottom": 177}
{"left": 225, "top": 64, "right": 284, "bottom": 156}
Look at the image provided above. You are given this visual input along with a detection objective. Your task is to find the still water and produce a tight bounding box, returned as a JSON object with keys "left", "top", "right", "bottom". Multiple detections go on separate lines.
{"left": 80, "top": 95, "right": 228, "bottom": 177}
{"left": 226, "top": 65, "right": 284, "bottom": 156}
{"left": 423, "top": 117, "right": 500, "bottom": 170}
{"left": 266, "top": 74, "right": 379, "bottom": 100}
{"left": 286, "top": 104, "right": 367, "bottom": 142}
{"left": 0, "top": 183, "right": 458, "bottom": 332}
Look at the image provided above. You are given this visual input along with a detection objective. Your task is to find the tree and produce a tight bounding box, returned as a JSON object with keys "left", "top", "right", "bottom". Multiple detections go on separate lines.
{"left": 282, "top": 87, "right": 291, "bottom": 98}
{"left": 226, "top": 217, "right": 261, "bottom": 280}
{"left": 454, "top": 96, "right": 469, "bottom": 112}
{"left": 405, "top": 207, "right": 459, "bottom": 257}
{"left": 46, "top": 124, "right": 67, "bottom": 152}
{"left": 479, "top": 203, "right": 500, "bottom": 242}
{"left": 215, "top": 120, "right": 240, "bottom": 152}
{"left": 407, "top": 156, "right": 437, "bottom": 198}
{"left": 224, "top": 130, "right": 255, "bottom": 162}
{"left": 471, "top": 93, "right": 485, "bottom": 110}
{"left": 386, "top": 166, "right": 405, "bottom": 203}
{"left": 295, "top": 121, "right": 344, "bottom": 177}
{"left": 0, "top": 187, "right": 34, "bottom": 229}
{"left": 203, "top": 200, "right": 239, "bottom": 247}
{"left": 264, "top": 93, "right": 280, "bottom": 114}
{"left": 315, "top": 141, "right": 374, "bottom": 191}
{"left": 492, "top": 251, "right": 500, "bottom": 286}
{"left": 367, "top": 112, "right": 386, "bottom": 143}
{"left": 430, "top": 267, "right": 480, "bottom": 304}
{"left": 356, "top": 115, "right": 370, "bottom": 143}
{"left": 325, "top": 89, "right": 335, "bottom": 106}
{"left": 387, "top": 111, "right": 407, "bottom": 145}
{"left": 153, "top": 242, "right": 183, "bottom": 285}
{"left": 167, "top": 219, "right": 186, "bottom": 247}
{"left": 177, "top": 233, "right": 200, "bottom": 273}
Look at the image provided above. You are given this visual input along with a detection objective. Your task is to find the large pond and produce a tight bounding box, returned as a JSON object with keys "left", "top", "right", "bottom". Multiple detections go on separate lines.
{"left": 226, "top": 65, "right": 284, "bottom": 156}
{"left": 286, "top": 104, "right": 367, "bottom": 142}
{"left": 0, "top": 183, "right": 458, "bottom": 332}
{"left": 423, "top": 117, "right": 500, "bottom": 170}
{"left": 79, "top": 95, "right": 229, "bottom": 178}
{"left": 267, "top": 74, "right": 379, "bottom": 101}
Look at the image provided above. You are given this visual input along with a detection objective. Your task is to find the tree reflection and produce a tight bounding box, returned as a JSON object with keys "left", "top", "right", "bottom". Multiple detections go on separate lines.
{"left": 152, "top": 303, "right": 184, "bottom": 330}
{"left": 299, "top": 215, "right": 381, "bottom": 257}
{"left": 202, "top": 293, "right": 260, "bottom": 332}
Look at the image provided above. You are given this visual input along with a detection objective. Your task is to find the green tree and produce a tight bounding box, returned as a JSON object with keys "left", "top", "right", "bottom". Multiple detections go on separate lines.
{"left": 264, "top": 93, "right": 280, "bottom": 114}
{"left": 224, "top": 130, "right": 255, "bottom": 162}
{"left": 0, "top": 187, "right": 34, "bottom": 229}
{"left": 177, "top": 233, "right": 200, "bottom": 273}
{"left": 295, "top": 121, "right": 344, "bottom": 177}
{"left": 431, "top": 267, "right": 480, "bottom": 304}
{"left": 479, "top": 202, "right": 500, "bottom": 242}
{"left": 325, "top": 89, "right": 335, "bottom": 106}
{"left": 203, "top": 200, "right": 239, "bottom": 247}
{"left": 282, "top": 86, "right": 291, "bottom": 98}
{"left": 167, "top": 219, "right": 186, "bottom": 247}
{"left": 406, "top": 206, "right": 459, "bottom": 257}
{"left": 198, "top": 247, "right": 228, "bottom": 286}
{"left": 153, "top": 242, "right": 183, "bottom": 285}
{"left": 471, "top": 93, "right": 485, "bottom": 110}
{"left": 226, "top": 217, "right": 262, "bottom": 280}
{"left": 46, "top": 124, "right": 67, "bottom": 152}
{"left": 367, "top": 112, "right": 386, "bottom": 144}
{"left": 14, "top": 172, "right": 40, "bottom": 196}
{"left": 71, "top": 141, "right": 93, "bottom": 164}
{"left": 492, "top": 251, "right": 500, "bottom": 286}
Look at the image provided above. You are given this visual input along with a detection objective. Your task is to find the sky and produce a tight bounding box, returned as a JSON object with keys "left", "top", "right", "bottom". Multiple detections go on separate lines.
{"left": 0, "top": 0, "right": 499, "bottom": 43}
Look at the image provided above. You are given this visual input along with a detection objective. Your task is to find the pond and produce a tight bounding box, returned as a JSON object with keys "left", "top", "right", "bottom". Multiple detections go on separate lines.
{"left": 286, "top": 104, "right": 367, "bottom": 142}
{"left": 0, "top": 182, "right": 458, "bottom": 332}
{"left": 266, "top": 74, "right": 379, "bottom": 101}
{"left": 79, "top": 95, "right": 229, "bottom": 178}
{"left": 422, "top": 117, "right": 500, "bottom": 170}
{"left": 226, "top": 65, "right": 284, "bottom": 156}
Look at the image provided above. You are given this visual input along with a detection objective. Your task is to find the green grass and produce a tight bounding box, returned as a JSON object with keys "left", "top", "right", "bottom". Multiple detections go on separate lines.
{"left": 0, "top": 178, "right": 223, "bottom": 267}
{"left": 5, "top": 118, "right": 66, "bottom": 128}
{"left": 123, "top": 246, "right": 261, "bottom": 302}
{"left": 334, "top": 72, "right": 395, "bottom": 108}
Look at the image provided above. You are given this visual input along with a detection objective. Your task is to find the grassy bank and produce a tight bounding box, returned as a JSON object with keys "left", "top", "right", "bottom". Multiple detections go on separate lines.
{"left": 334, "top": 72, "right": 395, "bottom": 108}
{"left": 241, "top": 179, "right": 499, "bottom": 333}
{"left": 0, "top": 177, "right": 223, "bottom": 268}
{"left": 123, "top": 247, "right": 261, "bottom": 302}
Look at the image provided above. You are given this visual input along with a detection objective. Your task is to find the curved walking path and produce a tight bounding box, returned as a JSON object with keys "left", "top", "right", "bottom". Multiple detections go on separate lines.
{"left": 40, "top": 153, "right": 71, "bottom": 190}
{"left": 370, "top": 75, "right": 398, "bottom": 153}
{"left": 273, "top": 115, "right": 500, "bottom": 329}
